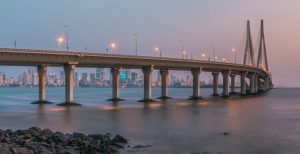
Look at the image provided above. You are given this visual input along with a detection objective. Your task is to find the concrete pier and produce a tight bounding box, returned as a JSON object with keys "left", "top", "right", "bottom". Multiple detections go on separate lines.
{"left": 107, "top": 67, "right": 124, "bottom": 101}
{"left": 190, "top": 68, "right": 202, "bottom": 100}
{"left": 32, "top": 65, "right": 52, "bottom": 104}
{"left": 138, "top": 66, "right": 155, "bottom": 102}
{"left": 230, "top": 74, "right": 237, "bottom": 94}
{"left": 240, "top": 72, "right": 248, "bottom": 96}
{"left": 212, "top": 72, "right": 219, "bottom": 96}
{"left": 249, "top": 73, "right": 257, "bottom": 94}
{"left": 58, "top": 64, "right": 80, "bottom": 106}
{"left": 221, "top": 71, "right": 230, "bottom": 98}
{"left": 157, "top": 69, "right": 171, "bottom": 99}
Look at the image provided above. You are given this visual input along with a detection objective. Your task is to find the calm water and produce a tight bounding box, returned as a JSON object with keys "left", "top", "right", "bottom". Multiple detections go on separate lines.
{"left": 0, "top": 87, "right": 299, "bottom": 154}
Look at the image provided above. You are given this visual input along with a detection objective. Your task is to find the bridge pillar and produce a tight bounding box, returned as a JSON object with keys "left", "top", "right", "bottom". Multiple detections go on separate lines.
{"left": 230, "top": 74, "right": 237, "bottom": 94}
{"left": 138, "top": 66, "right": 155, "bottom": 102}
{"left": 240, "top": 72, "right": 248, "bottom": 96}
{"left": 157, "top": 69, "right": 171, "bottom": 99}
{"left": 263, "top": 77, "right": 270, "bottom": 90}
{"left": 58, "top": 64, "right": 80, "bottom": 106}
{"left": 250, "top": 73, "right": 255, "bottom": 94}
{"left": 221, "top": 71, "right": 230, "bottom": 98}
{"left": 190, "top": 68, "right": 202, "bottom": 100}
{"left": 32, "top": 65, "right": 51, "bottom": 104}
{"left": 254, "top": 75, "right": 258, "bottom": 93}
{"left": 211, "top": 72, "right": 219, "bottom": 96}
{"left": 107, "top": 67, "right": 124, "bottom": 101}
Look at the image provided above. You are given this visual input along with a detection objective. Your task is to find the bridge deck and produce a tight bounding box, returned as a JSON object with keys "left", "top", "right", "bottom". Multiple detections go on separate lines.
{"left": 0, "top": 48, "right": 269, "bottom": 77}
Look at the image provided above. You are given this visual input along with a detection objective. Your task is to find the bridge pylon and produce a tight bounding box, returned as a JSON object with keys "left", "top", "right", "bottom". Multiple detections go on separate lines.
{"left": 243, "top": 20, "right": 255, "bottom": 66}
{"left": 256, "top": 20, "right": 269, "bottom": 72}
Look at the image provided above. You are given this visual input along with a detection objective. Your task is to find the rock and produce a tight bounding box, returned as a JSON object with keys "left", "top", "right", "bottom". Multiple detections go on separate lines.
{"left": 42, "top": 129, "right": 53, "bottom": 137}
{"left": 132, "top": 144, "right": 152, "bottom": 149}
{"left": 10, "top": 147, "right": 34, "bottom": 154}
{"left": 112, "top": 134, "right": 128, "bottom": 143}
{"left": 0, "top": 127, "right": 128, "bottom": 153}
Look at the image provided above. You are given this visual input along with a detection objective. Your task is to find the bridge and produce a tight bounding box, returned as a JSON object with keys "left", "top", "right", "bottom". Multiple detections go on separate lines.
{"left": 0, "top": 20, "right": 272, "bottom": 106}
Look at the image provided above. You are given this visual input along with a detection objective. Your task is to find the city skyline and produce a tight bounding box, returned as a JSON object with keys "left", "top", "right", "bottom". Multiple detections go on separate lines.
{"left": 0, "top": 0, "right": 298, "bottom": 87}
{"left": 0, "top": 68, "right": 219, "bottom": 88}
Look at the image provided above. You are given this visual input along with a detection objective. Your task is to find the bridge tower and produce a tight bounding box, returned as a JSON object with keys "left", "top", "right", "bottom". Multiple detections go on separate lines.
{"left": 257, "top": 20, "right": 269, "bottom": 72}
{"left": 243, "top": 20, "right": 255, "bottom": 66}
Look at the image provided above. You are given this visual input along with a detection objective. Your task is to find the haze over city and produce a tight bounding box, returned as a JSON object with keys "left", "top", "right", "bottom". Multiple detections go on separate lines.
{"left": 0, "top": 0, "right": 299, "bottom": 87}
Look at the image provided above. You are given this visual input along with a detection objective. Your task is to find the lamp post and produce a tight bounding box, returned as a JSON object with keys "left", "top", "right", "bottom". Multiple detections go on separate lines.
{"left": 232, "top": 48, "right": 237, "bottom": 64}
{"left": 110, "top": 41, "right": 117, "bottom": 52}
{"left": 180, "top": 40, "right": 184, "bottom": 59}
{"left": 201, "top": 52, "right": 206, "bottom": 60}
{"left": 133, "top": 33, "right": 137, "bottom": 56}
{"left": 154, "top": 46, "right": 162, "bottom": 57}
{"left": 211, "top": 45, "right": 216, "bottom": 62}
{"left": 64, "top": 25, "right": 69, "bottom": 50}
{"left": 57, "top": 36, "right": 64, "bottom": 49}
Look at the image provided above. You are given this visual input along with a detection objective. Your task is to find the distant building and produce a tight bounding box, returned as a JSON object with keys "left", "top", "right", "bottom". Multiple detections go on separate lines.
{"left": 90, "top": 73, "right": 96, "bottom": 85}
{"left": 60, "top": 70, "right": 65, "bottom": 85}
{"left": 79, "top": 72, "right": 89, "bottom": 86}
{"left": 74, "top": 72, "right": 78, "bottom": 87}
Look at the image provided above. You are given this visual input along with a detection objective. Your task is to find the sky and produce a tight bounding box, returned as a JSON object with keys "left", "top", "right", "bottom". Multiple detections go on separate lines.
{"left": 0, "top": 0, "right": 300, "bottom": 87}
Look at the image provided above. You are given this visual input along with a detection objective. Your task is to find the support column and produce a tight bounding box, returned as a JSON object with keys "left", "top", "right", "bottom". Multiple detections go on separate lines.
{"left": 190, "top": 68, "right": 202, "bottom": 100}
{"left": 254, "top": 74, "right": 258, "bottom": 93}
{"left": 107, "top": 67, "right": 124, "bottom": 101}
{"left": 138, "top": 66, "right": 155, "bottom": 102}
{"left": 240, "top": 72, "right": 248, "bottom": 96}
{"left": 211, "top": 72, "right": 219, "bottom": 96}
{"left": 32, "top": 65, "right": 51, "bottom": 104}
{"left": 249, "top": 73, "right": 257, "bottom": 94}
{"left": 230, "top": 74, "right": 237, "bottom": 94}
{"left": 221, "top": 70, "right": 230, "bottom": 98}
{"left": 263, "top": 77, "right": 270, "bottom": 90}
{"left": 58, "top": 64, "right": 80, "bottom": 106}
{"left": 157, "top": 69, "right": 171, "bottom": 99}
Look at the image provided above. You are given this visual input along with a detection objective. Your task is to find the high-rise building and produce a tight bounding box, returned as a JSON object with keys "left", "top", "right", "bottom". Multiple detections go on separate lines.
{"left": 96, "top": 68, "right": 104, "bottom": 81}
{"left": 60, "top": 70, "right": 65, "bottom": 85}
{"left": 90, "top": 73, "right": 96, "bottom": 85}
{"left": 79, "top": 72, "right": 89, "bottom": 86}
{"left": 74, "top": 72, "right": 78, "bottom": 87}
{"left": 130, "top": 72, "right": 138, "bottom": 84}
{"left": 33, "top": 72, "right": 39, "bottom": 86}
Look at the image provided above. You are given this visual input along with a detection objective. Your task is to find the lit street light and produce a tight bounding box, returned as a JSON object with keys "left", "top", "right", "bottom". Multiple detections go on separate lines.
{"left": 222, "top": 58, "right": 226, "bottom": 62}
{"left": 201, "top": 52, "right": 206, "bottom": 60}
{"left": 182, "top": 50, "right": 187, "bottom": 59}
{"left": 57, "top": 36, "right": 64, "bottom": 48}
{"left": 154, "top": 46, "right": 162, "bottom": 57}
{"left": 232, "top": 48, "right": 237, "bottom": 64}
{"left": 110, "top": 41, "right": 117, "bottom": 52}
{"left": 215, "top": 56, "right": 218, "bottom": 61}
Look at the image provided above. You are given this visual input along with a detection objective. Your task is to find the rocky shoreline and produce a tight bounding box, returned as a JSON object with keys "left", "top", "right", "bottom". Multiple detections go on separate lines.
{"left": 0, "top": 127, "right": 129, "bottom": 154}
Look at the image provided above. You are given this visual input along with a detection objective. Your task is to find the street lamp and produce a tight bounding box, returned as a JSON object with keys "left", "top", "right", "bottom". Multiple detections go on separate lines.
{"left": 64, "top": 25, "right": 69, "bottom": 50}
{"left": 211, "top": 45, "right": 216, "bottom": 62}
{"left": 154, "top": 46, "right": 162, "bottom": 57}
{"left": 232, "top": 48, "right": 237, "bottom": 64}
{"left": 180, "top": 40, "right": 184, "bottom": 59}
{"left": 182, "top": 50, "right": 187, "bottom": 59}
{"left": 133, "top": 33, "right": 137, "bottom": 56}
{"left": 215, "top": 56, "right": 218, "bottom": 61}
{"left": 201, "top": 52, "right": 206, "bottom": 60}
{"left": 57, "top": 36, "right": 64, "bottom": 48}
{"left": 222, "top": 58, "right": 226, "bottom": 62}
{"left": 110, "top": 41, "right": 117, "bottom": 52}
